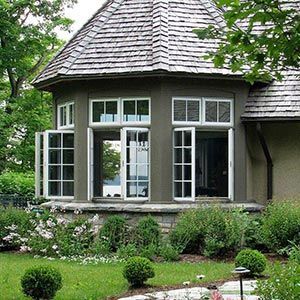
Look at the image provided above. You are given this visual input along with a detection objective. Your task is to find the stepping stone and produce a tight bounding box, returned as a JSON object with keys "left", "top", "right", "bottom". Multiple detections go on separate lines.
{"left": 219, "top": 280, "right": 257, "bottom": 293}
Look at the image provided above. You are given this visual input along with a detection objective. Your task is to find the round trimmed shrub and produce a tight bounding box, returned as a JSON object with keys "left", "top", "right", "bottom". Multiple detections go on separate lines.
{"left": 21, "top": 266, "right": 62, "bottom": 300}
{"left": 123, "top": 256, "right": 155, "bottom": 287}
{"left": 235, "top": 249, "right": 267, "bottom": 275}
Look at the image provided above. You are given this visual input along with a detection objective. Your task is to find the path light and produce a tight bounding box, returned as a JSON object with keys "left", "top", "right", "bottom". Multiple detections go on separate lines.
{"left": 232, "top": 267, "right": 250, "bottom": 300}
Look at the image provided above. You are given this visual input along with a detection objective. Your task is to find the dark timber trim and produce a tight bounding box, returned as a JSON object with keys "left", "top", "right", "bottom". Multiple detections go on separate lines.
{"left": 256, "top": 122, "right": 273, "bottom": 200}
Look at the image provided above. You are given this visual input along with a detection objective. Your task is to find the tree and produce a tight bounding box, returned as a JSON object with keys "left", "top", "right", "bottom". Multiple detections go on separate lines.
{"left": 0, "top": 0, "right": 77, "bottom": 172}
{"left": 103, "top": 142, "right": 121, "bottom": 182}
{"left": 194, "top": 0, "right": 300, "bottom": 83}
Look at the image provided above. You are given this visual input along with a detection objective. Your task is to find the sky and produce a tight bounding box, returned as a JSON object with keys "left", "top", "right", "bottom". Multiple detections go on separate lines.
{"left": 58, "top": 0, "right": 106, "bottom": 40}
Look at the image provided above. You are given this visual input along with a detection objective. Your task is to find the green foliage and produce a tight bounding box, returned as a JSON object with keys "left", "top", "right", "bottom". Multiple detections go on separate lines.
{"left": 0, "top": 206, "right": 33, "bottom": 249}
{"left": 140, "top": 244, "right": 158, "bottom": 261}
{"left": 169, "top": 207, "right": 243, "bottom": 257}
{"left": 262, "top": 201, "right": 300, "bottom": 252}
{"left": 159, "top": 243, "right": 180, "bottom": 262}
{"left": 133, "top": 216, "right": 162, "bottom": 249}
{"left": 116, "top": 243, "right": 138, "bottom": 260}
{"left": 193, "top": 1, "right": 300, "bottom": 83}
{"left": 235, "top": 249, "right": 267, "bottom": 276}
{"left": 243, "top": 215, "right": 266, "bottom": 251}
{"left": 0, "top": 171, "right": 35, "bottom": 197}
{"left": 256, "top": 262, "right": 300, "bottom": 300}
{"left": 99, "top": 215, "right": 128, "bottom": 251}
{"left": 103, "top": 142, "right": 121, "bottom": 181}
{"left": 122, "top": 256, "right": 155, "bottom": 287}
{"left": 21, "top": 266, "right": 62, "bottom": 300}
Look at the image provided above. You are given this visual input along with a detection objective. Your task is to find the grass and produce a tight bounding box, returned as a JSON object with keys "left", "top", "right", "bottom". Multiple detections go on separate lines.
{"left": 0, "top": 252, "right": 234, "bottom": 300}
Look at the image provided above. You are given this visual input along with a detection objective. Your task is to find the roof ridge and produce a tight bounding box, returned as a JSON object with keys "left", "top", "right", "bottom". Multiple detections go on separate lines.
{"left": 59, "top": 0, "right": 125, "bottom": 76}
{"left": 152, "top": 0, "right": 169, "bottom": 71}
{"left": 202, "top": 0, "right": 226, "bottom": 29}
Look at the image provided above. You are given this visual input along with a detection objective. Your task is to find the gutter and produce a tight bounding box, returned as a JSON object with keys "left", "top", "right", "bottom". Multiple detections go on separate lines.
{"left": 256, "top": 122, "right": 273, "bottom": 201}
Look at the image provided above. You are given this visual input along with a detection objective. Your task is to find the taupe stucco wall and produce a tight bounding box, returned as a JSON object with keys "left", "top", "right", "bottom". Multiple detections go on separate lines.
{"left": 246, "top": 122, "right": 300, "bottom": 204}
{"left": 52, "top": 76, "right": 250, "bottom": 203}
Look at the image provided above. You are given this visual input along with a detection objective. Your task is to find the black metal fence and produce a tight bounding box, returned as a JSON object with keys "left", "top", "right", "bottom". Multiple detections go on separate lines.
{"left": 0, "top": 194, "right": 34, "bottom": 208}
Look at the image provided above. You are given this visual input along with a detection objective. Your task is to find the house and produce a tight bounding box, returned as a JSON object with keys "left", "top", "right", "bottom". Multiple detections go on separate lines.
{"left": 33, "top": 0, "right": 300, "bottom": 226}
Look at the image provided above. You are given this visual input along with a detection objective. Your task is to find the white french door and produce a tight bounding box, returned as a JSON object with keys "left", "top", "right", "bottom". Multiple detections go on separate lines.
{"left": 173, "top": 128, "right": 196, "bottom": 201}
{"left": 228, "top": 128, "right": 234, "bottom": 201}
{"left": 87, "top": 128, "right": 94, "bottom": 201}
{"left": 122, "top": 128, "right": 150, "bottom": 200}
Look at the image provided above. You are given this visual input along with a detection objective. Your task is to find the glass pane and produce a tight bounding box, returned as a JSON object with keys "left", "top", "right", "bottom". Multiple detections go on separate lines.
{"left": 137, "top": 182, "right": 148, "bottom": 197}
{"left": 174, "top": 100, "right": 186, "bottom": 121}
{"left": 187, "top": 101, "right": 200, "bottom": 122}
{"left": 49, "top": 166, "right": 61, "bottom": 180}
{"left": 93, "top": 101, "right": 105, "bottom": 123}
{"left": 60, "top": 106, "right": 67, "bottom": 127}
{"left": 63, "top": 150, "right": 74, "bottom": 164}
{"left": 127, "top": 182, "right": 137, "bottom": 198}
{"left": 184, "top": 182, "right": 192, "bottom": 197}
{"left": 205, "top": 101, "right": 217, "bottom": 122}
{"left": 63, "top": 133, "right": 74, "bottom": 148}
{"left": 123, "top": 101, "right": 136, "bottom": 122}
{"left": 174, "top": 165, "right": 182, "bottom": 180}
{"left": 184, "top": 165, "right": 192, "bottom": 180}
{"left": 63, "top": 182, "right": 74, "bottom": 196}
{"left": 137, "top": 100, "right": 149, "bottom": 122}
{"left": 106, "top": 101, "right": 118, "bottom": 122}
{"left": 184, "top": 149, "right": 192, "bottom": 163}
{"left": 49, "top": 181, "right": 61, "bottom": 196}
{"left": 63, "top": 166, "right": 74, "bottom": 180}
{"left": 219, "top": 102, "right": 231, "bottom": 123}
{"left": 174, "top": 182, "right": 182, "bottom": 198}
{"left": 137, "top": 146, "right": 148, "bottom": 164}
{"left": 69, "top": 103, "right": 74, "bottom": 125}
{"left": 174, "top": 148, "right": 182, "bottom": 163}
{"left": 127, "top": 164, "right": 137, "bottom": 180}
{"left": 137, "top": 164, "right": 148, "bottom": 180}
{"left": 126, "top": 131, "right": 137, "bottom": 147}
{"left": 127, "top": 147, "right": 137, "bottom": 164}
{"left": 49, "top": 133, "right": 61, "bottom": 148}
{"left": 49, "top": 149, "right": 61, "bottom": 164}
{"left": 184, "top": 131, "right": 191, "bottom": 146}
{"left": 174, "top": 131, "right": 182, "bottom": 146}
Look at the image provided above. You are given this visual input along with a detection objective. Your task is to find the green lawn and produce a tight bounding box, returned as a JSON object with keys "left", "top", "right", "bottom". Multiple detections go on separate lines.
{"left": 0, "top": 253, "right": 234, "bottom": 300}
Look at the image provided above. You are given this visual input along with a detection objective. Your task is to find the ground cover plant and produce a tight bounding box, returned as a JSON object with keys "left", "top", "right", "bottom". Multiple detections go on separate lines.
{"left": 0, "top": 252, "right": 235, "bottom": 300}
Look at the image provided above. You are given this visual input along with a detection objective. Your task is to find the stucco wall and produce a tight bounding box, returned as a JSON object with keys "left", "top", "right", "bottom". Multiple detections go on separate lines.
{"left": 52, "top": 76, "right": 251, "bottom": 203}
{"left": 246, "top": 122, "right": 300, "bottom": 204}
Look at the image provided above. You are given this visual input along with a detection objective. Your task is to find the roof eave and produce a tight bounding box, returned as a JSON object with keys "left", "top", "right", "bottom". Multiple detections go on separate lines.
{"left": 241, "top": 116, "right": 300, "bottom": 123}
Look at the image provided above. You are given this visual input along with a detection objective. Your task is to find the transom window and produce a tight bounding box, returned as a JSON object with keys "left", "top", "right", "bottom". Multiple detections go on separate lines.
{"left": 173, "top": 98, "right": 201, "bottom": 123}
{"left": 58, "top": 102, "right": 75, "bottom": 129}
{"left": 90, "top": 98, "right": 150, "bottom": 126}
{"left": 172, "top": 97, "right": 233, "bottom": 126}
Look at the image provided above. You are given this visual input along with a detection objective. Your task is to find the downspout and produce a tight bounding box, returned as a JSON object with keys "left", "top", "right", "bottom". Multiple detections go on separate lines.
{"left": 256, "top": 122, "right": 273, "bottom": 201}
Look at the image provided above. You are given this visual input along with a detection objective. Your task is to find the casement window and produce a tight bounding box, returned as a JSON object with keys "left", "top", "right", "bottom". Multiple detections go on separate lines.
{"left": 58, "top": 102, "right": 75, "bottom": 129}
{"left": 35, "top": 131, "right": 74, "bottom": 199}
{"left": 89, "top": 98, "right": 150, "bottom": 126}
{"left": 173, "top": 98, "right": 201, "bottom": 124}
{"left": 203, "top": 98, "right": 233, "bottom": 125}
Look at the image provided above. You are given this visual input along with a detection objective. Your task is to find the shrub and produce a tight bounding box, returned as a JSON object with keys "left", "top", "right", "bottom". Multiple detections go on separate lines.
{"left": 21, "top": 266, "right": 62, "bottom": 300}
{"left": 0, "top": 206, "right": 33, "bottom": 250}
{"left": 140, "top": 243, "right": 158, "bottom": 261}
{"left": 256, "top": 262, "right": 300, "bottom": 300}
{"left": 235, "top": 249, "right": 267, "bottom": 275}
{"left": 123, "top": 256, "right": 155, "bottom": 287}
{"left": 132, "top": 216, "right": 161, "bottom": 249}
{"left": 159, "top": 243, "right": 180, "bottom": 261}
{"left": 116, "top": 243, "right": 138, "bottom": 259}
{"left": 0, "top": 171, "right": 35, "bottom": 198}
{"left": 98, "top": 215, "right": 127, "bottom": 251}
{"left": 262, "top": 201, "right": 300, "bottom": 252}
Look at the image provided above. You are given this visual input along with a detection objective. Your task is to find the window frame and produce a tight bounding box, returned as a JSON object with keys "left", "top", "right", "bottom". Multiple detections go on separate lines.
{"left": 172, "top": 97, "right": 202, "bottom": 125}
{"left": 43, "top": 130, "right": 75, "bottom": 201}
{"left": 202, "top": 97, "right": 234, "bottom": 127}
{"left": 57, "top": 101, "right": 75, "bottom": 129}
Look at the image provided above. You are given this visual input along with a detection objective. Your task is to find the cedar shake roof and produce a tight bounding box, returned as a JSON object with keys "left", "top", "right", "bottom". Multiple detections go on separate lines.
{"left": 34, "top": 0, "right": 300, "bottom": 121}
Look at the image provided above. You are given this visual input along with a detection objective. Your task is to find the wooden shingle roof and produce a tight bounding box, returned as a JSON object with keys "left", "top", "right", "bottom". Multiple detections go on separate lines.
{"left": 33, "top": 0, "right": 237, "bottom": 87}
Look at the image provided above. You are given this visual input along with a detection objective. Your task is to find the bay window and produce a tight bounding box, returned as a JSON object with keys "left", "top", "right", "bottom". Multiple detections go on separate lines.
{"left": 58, "top": 102, "right": 74, "bottom": 129}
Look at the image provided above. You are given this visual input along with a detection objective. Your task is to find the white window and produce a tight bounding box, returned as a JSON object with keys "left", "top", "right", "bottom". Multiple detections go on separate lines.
{"left": 35, "top": 131, "right": 74, "bottom": 199}
{"left": 203, "top": 98, "right": 233, "bottom": 126}
{"left": 122, "top": 98, "right": 150, "bottom": 124}
{"left": 58, "top": 102, "right": 75, "bottom": 129}
{"left": 90, "top": 99, "right": 119, "bottom": 125}
{"left": 173, "top": 98, "right": 201, "bottom": 124}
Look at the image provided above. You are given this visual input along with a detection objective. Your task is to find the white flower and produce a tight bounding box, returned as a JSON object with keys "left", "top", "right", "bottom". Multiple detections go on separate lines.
{"left": 89, "top": 214, "right": 99, "bottom": 224}
{"left": 5, "top": 224, "right": 18, "bottom": 231}
{"left": 20, "top": 246, "right": 31, "bottom": 253}
{"left": 52, "top": 245, "right": 58, "bottom": 250}
{"left": 183, "top": 281, "right": 190, "bottom": 286}
{"left": 46, "top": 219, "right": 56, "bottom": 228}
{"left": 196, "top": 274, "right": 205, "bottom": 280}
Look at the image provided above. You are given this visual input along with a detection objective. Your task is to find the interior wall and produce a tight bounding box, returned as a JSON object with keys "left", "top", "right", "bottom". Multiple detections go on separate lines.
{"left": 246, "top": 122, "right": 300, "bottom": 204}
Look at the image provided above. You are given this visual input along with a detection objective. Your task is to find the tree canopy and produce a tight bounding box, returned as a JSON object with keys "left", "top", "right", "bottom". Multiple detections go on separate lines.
{"left": 0, "top": 0, "right": 77, "bottom": 172}
{"left": 194, "top": 0, "right": 300, "bottom": 83}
